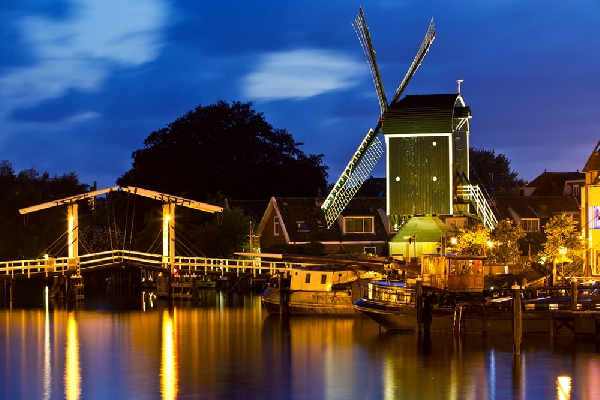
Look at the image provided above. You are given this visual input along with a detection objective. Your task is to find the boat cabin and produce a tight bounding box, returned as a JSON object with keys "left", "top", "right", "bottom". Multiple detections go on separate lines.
{"left": 287, "top": 266, "right": 358, "bottom": 291}
{"left": 420, "top": 254, "right": 486, "bottom": 292}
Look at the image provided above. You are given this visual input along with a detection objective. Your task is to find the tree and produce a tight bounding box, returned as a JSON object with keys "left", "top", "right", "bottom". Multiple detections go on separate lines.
{"left": 0, "top": 164, "right": 90, "bottom": 260}
{"left": 488, "top": 219, "right": 525, "bottom": 265}
{"left": 469, "top": 147, "right": 521, "bottom": 193}
{"left": 118, "top": 100, "right": 329, "bottom": 200}
{"left": 448, "top": 223, "right": 491, "bottom": 256}
{"left": 537, "top": 214, "right": 587, "bottom": 282}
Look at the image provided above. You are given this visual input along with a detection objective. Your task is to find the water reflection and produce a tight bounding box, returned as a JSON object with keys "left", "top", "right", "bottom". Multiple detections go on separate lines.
{"left": 0, "top": 288, "right": 599, "bottom": 398}
{"left": 64, "top": 311, "right": 81, "bottom": 400}
{"left": 43, "top": 287, "right": 51, "bottom": 400}
{"left": 160, "top": 309, "right": 178, "bottom": 400}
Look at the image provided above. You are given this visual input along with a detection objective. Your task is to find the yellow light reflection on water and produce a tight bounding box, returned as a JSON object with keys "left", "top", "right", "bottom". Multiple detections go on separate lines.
{"left": 43, "top": 287, "right": 51, "bottom": 400}
{"left": 557, "top": 376, "right": 571, "bottom": 400}
{"left": 160, "top": 309, "right": 178, "bottom": 400}
{"left": 64, "top": 312, "right": 81, "bottom": 400}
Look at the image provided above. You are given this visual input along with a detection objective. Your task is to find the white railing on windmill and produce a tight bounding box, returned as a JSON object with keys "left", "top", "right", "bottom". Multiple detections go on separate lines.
{"left": 456, "top": 184, "right": 499, "bottom": 230}
{"left": 321, "top": 8, "right": 436, "bottom": 228}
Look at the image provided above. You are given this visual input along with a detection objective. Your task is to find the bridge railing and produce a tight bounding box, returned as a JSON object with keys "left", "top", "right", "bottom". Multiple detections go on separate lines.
{"left": 0, "top": 250, "right": 294, "bottom": 278}
{"left": 0, "top": 257, "right": 71, "bottom": 278}
{"left": 174, "top": 256, "right": 290, "bottom": 277}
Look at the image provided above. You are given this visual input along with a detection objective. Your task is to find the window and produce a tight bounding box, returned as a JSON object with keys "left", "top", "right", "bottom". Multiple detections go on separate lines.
{"left": 274, "top": 216, "right": 280, "bottom": 236}
{"left": 344, "top": 216, "right": 374, "bottom": 233}
{"left": 364, "top": 246, "right": 376, "bottom": 255}
{"left": 305, "top": 273, "right": 311, "bottom": 284}
{"left": 573, "top": 185, "right": 580, "bottom": 197}
{"left": 520, "top": 218, "right": 539, "bottom": 232}
{"left": 295, "top": 221, "right": 310, "bottom": 232}
{"left": 320, "top": 274, "right": 327, "bottom": 284}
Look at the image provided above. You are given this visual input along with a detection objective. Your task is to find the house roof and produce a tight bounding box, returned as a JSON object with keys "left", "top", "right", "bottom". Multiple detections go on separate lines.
{"left": 257, "top": 196, "right": 390, "bottom": 243}
{"left": 526, "top": 171, "right": 584, "bottom": 194}
{"left": 494, "top": 196, "right": 580, "bottom": 221}
{"left": 583, "top": 140, "right": 600, "bottom": 173}
{"left": 383, "top": 94, "right": 468, "bottom": 134}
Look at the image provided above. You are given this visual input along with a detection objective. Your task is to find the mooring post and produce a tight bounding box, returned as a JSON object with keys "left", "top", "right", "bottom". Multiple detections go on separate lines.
{"left": 512, "top": 284, "right": 522, "bottom": 356}
{"left": 416, "top": 278, "right": 423, "bottom": 333}
{"left": 571, "top": 278, "right": 578, "bottom": 311}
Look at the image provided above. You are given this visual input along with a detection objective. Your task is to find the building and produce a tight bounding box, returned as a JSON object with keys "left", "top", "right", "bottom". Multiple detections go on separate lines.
{"left": 522, "top": 170, "right": 585, "bottom": 204}
{"left": 256, "top": 197, "right": 392, "bottom": 256}
{"left": 581, "top": 141, "right": 600, "bottom": 276}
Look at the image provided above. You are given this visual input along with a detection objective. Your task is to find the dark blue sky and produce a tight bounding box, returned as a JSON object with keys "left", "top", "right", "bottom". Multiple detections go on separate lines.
{"left": 1, "top": 0, "right": 598, "bottom": 190}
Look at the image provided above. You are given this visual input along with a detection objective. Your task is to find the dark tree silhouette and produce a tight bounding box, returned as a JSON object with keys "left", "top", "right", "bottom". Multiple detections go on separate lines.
{"left": 118, "top": 100, "right": 328, "bottom": 200}
{"left": 469, "top": 147, "right": 520, "bottom": 193}
{"left": 0, "top": 162, "right": 90, "bottom": 260}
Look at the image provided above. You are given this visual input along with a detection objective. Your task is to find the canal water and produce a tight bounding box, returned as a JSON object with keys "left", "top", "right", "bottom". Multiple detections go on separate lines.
{"left": 0, "top": 287, "right": 599, "bottom": 399}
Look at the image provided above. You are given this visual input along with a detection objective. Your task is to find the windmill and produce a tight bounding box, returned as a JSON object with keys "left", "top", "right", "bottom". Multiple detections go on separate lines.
{"left": 321, "top": 7, "right": 436, "bottom": 227}
{"left": 321, "top": 8, "right": 496, "bottom": 243}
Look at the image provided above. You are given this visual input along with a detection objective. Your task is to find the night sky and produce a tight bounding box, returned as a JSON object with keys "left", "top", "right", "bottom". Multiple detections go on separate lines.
{"left": 1, "top": 0, "right": 598, "bottom": 190}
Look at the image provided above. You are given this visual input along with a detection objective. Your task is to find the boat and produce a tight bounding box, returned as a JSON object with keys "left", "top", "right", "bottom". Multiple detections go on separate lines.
{"left": 261, "top": 264, "right": 382, "bottom": 315}
{"left": 233, "top": 252, "right": 417, "bottom": 316}
{"left": 354, "top": 254, "right": 600, "bottom": 335}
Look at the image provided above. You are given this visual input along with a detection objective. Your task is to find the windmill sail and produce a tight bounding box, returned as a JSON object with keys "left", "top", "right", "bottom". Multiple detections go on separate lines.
{"left": 389, "top": 18, "right": 436, "bottom": 107}
{"left": 321, "top": 9, "right": 435, "bottom": 228}
{"left": 353, "top": 7, "right": 387, "bottom": 115}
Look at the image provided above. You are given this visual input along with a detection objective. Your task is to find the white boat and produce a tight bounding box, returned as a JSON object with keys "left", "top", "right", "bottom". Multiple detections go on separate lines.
{"left": 261, "top": 264, "right": 382, "bottom": 315}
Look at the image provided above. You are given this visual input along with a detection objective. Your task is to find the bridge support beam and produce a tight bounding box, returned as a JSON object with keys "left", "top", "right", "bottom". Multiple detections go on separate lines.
{"left": 163, "top": 203, "right": 176, "bottom": 274}
{"left": 67, "top": 203, "right": 79, "bottom": 272}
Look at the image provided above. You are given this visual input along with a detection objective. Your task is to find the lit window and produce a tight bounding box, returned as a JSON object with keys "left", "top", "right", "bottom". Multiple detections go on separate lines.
{"left": 295, "top": 221, "right": 310, "bottom": 232}
{"left": 274, "top": 216, "right": 280, "bottom": 236}
{"left": 344, "top": 217, "right": 374, "bottom": 233}
{"left": 520, "top": 219, "right": 539, "bottom": 232}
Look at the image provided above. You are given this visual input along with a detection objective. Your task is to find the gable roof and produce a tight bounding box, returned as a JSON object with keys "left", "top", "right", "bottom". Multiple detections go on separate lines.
{"left": 583, "top": 140, "right": 600, "bottom": 173}
{"left": 526, "top": 171, "right": 584, "bottom": 192}
{"left": 257, "top": 196, "right": 390, "bottom": 243}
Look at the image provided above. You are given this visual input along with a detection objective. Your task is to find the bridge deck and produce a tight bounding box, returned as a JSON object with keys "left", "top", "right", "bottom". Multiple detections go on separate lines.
{"left": 0, "top": 250, "right": 296, "bottom": 279}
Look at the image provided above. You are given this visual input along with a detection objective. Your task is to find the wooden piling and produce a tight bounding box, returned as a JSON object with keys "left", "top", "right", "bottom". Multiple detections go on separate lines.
{"left": 416, "top": 278, "right": 423, "bottom": 333}
{"left": 512, "top": 284, "right": 522, "bottom": 356}
{"left": 571, "top": 278, "right": 578, "bottom": 311}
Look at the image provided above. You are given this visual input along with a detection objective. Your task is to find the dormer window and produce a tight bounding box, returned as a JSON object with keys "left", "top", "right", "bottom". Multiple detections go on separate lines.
{"left": 295, "top": 221, "right": 310, "bottom": 232}
{"left": 344, "top": 216, "right": 374, "bottom": 233}
{"left": 520, "top": 218, "right": 539, "bottom": 232}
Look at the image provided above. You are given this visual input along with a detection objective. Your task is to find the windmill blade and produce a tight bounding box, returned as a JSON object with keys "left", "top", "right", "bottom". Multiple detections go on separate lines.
{"left": 389, "top": 18, "right": 436, "bottom": 107}
{"left": 353, "top": 7, "right": 387, "bottom": 115}
{"left": 321, "top": 129, "right": 384, "bottom": 228}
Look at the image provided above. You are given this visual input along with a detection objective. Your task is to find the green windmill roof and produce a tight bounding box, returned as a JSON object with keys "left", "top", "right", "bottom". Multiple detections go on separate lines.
{"left": 390, "top": 216, "right": 448, "bottom": 243}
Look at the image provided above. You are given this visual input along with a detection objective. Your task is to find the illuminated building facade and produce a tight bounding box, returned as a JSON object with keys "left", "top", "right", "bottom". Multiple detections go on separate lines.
{"left": 581, "top": 140, "right": 600, "bottom": 275}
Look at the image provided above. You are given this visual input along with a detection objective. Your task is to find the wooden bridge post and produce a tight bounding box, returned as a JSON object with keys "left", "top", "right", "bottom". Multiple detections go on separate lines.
{"left": 512, "top": 284, "right": 522, "bottom": 356}
{"left": 163, "top": 203, "right": 176, "bottom": 273}
{"left": 571, "top": 278, "right": 578, "bottom": 311}
{"left": 67, "top": 203, "right": 80, "bottom": 272}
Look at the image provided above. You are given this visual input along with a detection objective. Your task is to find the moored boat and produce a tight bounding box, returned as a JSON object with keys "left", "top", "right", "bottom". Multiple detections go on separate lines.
{"left": 354, "top": 254, "right": 600, "bottom": 335}
{"left": 261, "top": 265, "right": 382, "bottom": 315}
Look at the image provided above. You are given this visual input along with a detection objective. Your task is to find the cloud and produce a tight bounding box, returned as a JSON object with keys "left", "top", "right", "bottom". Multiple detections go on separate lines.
{"left": 0, "top": 0, "right": 169, "bottom": 117}
{"left": 243, "top": 49, "right": 365, "bottom": 101}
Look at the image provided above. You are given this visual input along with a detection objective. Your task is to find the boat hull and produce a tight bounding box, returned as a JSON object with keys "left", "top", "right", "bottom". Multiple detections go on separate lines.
{"left": 261, "top": 286, "right": 359, "bottom": 316}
